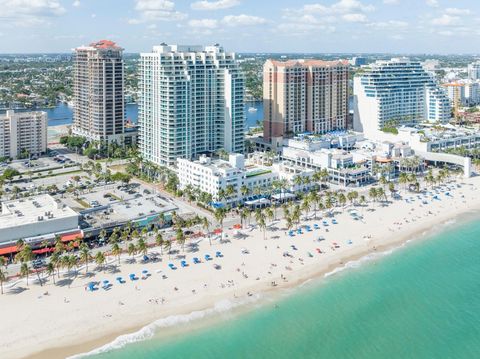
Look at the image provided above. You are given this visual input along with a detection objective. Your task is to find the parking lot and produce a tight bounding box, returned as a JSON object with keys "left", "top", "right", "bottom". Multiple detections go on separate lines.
{"left": 6, "top": 155, "right": 79, "bottom": 174}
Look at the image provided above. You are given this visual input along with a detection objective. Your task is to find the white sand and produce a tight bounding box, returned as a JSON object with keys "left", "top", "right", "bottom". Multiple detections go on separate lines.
{"left": 2, "top": 176, "right": 480, "bottom": 359}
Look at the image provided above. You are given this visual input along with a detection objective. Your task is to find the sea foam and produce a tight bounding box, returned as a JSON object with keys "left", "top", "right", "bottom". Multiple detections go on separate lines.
{"left": 68, "top": 294, "right": 261, "bottom": 358}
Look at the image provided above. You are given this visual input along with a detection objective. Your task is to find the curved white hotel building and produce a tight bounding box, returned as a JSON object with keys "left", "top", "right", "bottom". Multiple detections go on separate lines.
{"left": 353, "top": 58, "right": 451, "bottom": 138}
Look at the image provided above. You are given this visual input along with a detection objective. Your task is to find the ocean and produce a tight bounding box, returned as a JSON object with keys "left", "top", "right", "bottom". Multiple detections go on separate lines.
{"left": 79, "top": 215, "right": 480, "bottom": 359}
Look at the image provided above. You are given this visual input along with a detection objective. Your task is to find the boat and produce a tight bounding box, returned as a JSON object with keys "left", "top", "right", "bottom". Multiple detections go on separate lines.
{"left": 248, "top": 107, "right": 257, "bottom": 113}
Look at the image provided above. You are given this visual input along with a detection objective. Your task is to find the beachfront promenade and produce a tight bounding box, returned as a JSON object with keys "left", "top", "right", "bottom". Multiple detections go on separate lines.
{"left": 1, "top": 175, "right": 480, "bottom": 359}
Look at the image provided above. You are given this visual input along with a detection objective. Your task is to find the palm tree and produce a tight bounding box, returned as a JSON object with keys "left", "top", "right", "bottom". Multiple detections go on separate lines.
{"left": 379, "top": 175, "right": 388, "bottom": 192}
{"left": 94, "top": 251, "right": 106, "bottom": 272}
{"left": 127, "top": 243, "right": 137, "bottom": 259}
{"left": 347, "top": 191, "right": 358, "bottom": 206}
{"left": 214, "top": 208, "right": 227, "bottom": 234}
{"left": 20, "top": 262, "right": 30, "bottom": 286}
{"left": 111, "top": 243, "right": 122, "bottom": 264}
{"left": 46, "top": 262, "right": 56, "bottom": 285}
{"left": 136, "top": 238, "right": 148, "bottom": 257}
{"left": 264, "top": 207, "right": 274, "bottom": 225}
{"left": 109, "top": 231, "right": 119, "bottom": 245}
{"left": 163, "top": 240, "right": 172, "bottom": 259}
{"left": 79, "top": 243, "right": 91, "bottom": 274}
{"left": 0, "top": 266, "right": 6, "bottom": 294}
{"left": 16, "top": 244, "right": 37, "bottom": 286}
{"left": 130, "top": 229, "right": 140, "bottom": 242}
{"left": 399, "top": 172, "right": 409, "bottom": 192}
{"left": 338, "top": 193, "right": 347, "bottom": 207}
{"left": 377, "top": 187, "right": 386, "bottom": 202}
{"left": 176, "top": 228, "right": 186, "bottom": 252}
{"left": 50, "top": 252, "right": 62, "bottom": 278}
{"left": 237, "top": 208, "right": 246, "bottom": 229}
{"left": 301, "top": 196, "right": 311, "bottom": 218}
{"left": 291, "top": 205, "right": 301, "bottom": 229}
{"left": 155, "top": 232, "right": 165, "bottom": 255}
{"left": 201, "top": 217, "right": 212, "bottom": 246}
{"left": 324, "top": 196, "right": 333, "bottom": 215}
{"left": 359, "top": 195, "right": 366, "bottom": 206}
{"left": 239, "top": 185, "right": 249, "bottom": 200}
{"left": 369, "top": 187, "right": 378, "bottom": 204}
{"left": 293, "top": 175, "right": 304, "bottom": 193}
{"left": 308, "top": 191, "right": 319, "bottom": 218}
{"left": 388, "top": 182, "right": 396, "bottom": 198}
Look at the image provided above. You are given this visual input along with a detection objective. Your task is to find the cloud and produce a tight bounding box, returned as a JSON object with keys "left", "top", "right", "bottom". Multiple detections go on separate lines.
{"left": 383, "top": 0, "right": 398, "bottom": 4}
{"left": 280, "top": 0, "right": 374, "bottom": 34}
{"left": 342, "top": 13, "right": 367, "bottom": 22}
{"left": 188, "top": 18, "right": 218, "bottom": 28}
{"left": 191, "top": 0, "right": 240, "bottom": 11}
{"left": 188, "top": 14, "right": 267, "bottom": 29}
{"left": 431, "top": 14, "right": 460, "bottom": 26}
{"left": 73, "top": 0, "right": 80, "bottom": 7}
{"left": 129, "top": 0, "right": 187, "bottom": 24}
{"left": 0, "top": 0, "right": 66, "bottom": 25}
{"left": 445, "top": 8, "right": 471, "bottom": 16}
{"left": 425, "top": 0, "right": 438, "bottom": 7}
{"left": 222, "top": 14, "right": 267, "bottom": 26}
{"left": 275, "top": 22, "right": 336, "bottom": 36}
{"left": 367, "top": 20, "right": 408, "bottom": 29}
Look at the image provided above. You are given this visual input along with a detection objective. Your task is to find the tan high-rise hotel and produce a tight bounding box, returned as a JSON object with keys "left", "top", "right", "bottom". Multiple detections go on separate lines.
{"left": 263, "top": 59, "right": 350, "bottom": 143}
{"left": 72, "top": 40, "right": 125, "bottom": 143}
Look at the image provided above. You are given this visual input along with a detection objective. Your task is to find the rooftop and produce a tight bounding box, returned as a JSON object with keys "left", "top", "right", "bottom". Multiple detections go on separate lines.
{"left": 0, "top": 194, "right": 78, "bottom": 229}
{"left": 267, "top": 59, "right": 349, "bottom": 68}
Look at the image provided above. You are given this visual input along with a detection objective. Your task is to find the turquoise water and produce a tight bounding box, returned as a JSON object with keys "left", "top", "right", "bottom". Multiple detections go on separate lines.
{"left": 91, "top": 218, "right": 480, "bottom": 359}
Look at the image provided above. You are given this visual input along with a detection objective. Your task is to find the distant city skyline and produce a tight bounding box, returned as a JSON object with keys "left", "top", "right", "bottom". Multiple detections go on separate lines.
{"left": 0, "top": 0, "right": 479, "bottom": 54}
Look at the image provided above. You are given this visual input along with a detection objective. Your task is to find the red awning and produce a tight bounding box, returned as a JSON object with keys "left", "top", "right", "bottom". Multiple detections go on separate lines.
{"left": 0, "top": 246, "right": 18, "bottom": 256}
{"left": 214, "top": 229, "right": 223, "bottom": 234}
{"left": 61, "top": 232, "right": 83, "bottom": 243}
{"left": 233, "top": 224, "right": 242, "bottom": 229}
{"left": 33, "top": 247, "right": 55, "bottom": 255}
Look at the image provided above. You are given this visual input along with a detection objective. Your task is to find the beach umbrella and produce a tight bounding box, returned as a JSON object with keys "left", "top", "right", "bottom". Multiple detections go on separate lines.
{"left": 142, "top": 270, "right": 148, "bottom": 274}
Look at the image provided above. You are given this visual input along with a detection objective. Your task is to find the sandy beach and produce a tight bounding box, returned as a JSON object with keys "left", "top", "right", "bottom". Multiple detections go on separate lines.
{"left": 2, "top": 176, "right": 480, "bottom": 359}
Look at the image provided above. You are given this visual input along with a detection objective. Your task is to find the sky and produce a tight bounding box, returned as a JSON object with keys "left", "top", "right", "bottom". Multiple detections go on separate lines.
{"left": 0, "top": 0, "right": 479, "bottom": 54}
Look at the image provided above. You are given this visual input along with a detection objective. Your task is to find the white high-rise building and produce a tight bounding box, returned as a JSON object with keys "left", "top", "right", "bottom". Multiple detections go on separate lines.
{"left": 353, "top": 58, "right": 451, "bottom": 138}
{"left": 464, "top": 81, "right": 480, "bottom": 105}
{"left": 139, "top": 44, "right": 245, "bottom": 167}
{"left": 0, "top": 110, "right": 47, "bottom": 159}
{"left": 467, "top": 61, "right": 480, "bottom": 80}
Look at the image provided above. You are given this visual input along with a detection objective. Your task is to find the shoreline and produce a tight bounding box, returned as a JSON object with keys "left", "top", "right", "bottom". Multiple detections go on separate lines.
{"left": 3, "top": 178, "right": 480, "bottom": 359}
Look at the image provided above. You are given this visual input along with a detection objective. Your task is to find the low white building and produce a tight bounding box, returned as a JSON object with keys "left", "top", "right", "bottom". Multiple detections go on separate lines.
{"left": 0, "top": 110, "right": 48, "bottom": 159}
{"left": 0, "top": 194, "right": 80, "bottom": 246}
{"left": 280, "top": 135, "right": 372, "bottom": 187}
{"left": 177, "top": 154, "right": 278, "bottom": 206}
{"left": 363, "top": 125, "right": 475, "bottom": 177}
